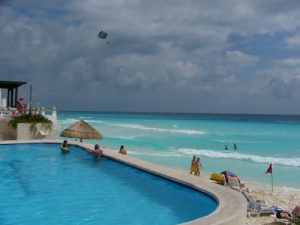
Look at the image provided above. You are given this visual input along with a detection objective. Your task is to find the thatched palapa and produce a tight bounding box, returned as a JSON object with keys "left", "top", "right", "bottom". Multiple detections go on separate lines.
{"left": 60, "top": 120, "right": 102, "bottom": 140}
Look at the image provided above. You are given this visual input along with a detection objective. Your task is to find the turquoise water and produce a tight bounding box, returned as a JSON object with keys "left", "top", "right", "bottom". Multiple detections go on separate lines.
{"left": 56, "top": 112, "right": 300, "bottom": 189}
{"left": 0, "top": 143, "right": 217, "bottom": 225}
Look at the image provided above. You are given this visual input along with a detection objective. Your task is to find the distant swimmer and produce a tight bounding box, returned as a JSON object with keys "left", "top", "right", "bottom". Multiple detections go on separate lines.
{"left": 224, "top": 145, "right": 228, "bottom": 150}
{"left": 233, "top": 143, "right": 237, "bottom": 150}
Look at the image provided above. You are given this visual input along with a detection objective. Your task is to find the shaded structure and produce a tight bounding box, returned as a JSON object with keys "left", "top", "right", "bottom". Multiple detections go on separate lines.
{"left": 60, "top": 120, "right": 102, "bottom": 142}
{"left": 0, "top": 80, "right": 27, "bottom": 108}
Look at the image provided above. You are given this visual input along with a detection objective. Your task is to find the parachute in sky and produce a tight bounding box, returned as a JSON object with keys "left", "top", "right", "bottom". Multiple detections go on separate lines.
{"left": 98, "top": 30, "right": 108, "bottom": 39}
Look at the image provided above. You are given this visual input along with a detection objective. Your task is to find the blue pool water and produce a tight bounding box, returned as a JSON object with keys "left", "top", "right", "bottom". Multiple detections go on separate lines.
{"left": 0, "top": 143, "right": 217, "bottom": 225}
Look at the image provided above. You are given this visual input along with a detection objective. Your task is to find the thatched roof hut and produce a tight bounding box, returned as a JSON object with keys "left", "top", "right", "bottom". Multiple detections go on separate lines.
{"left": 60, "top": 120, "right": 102, "bottom": 141}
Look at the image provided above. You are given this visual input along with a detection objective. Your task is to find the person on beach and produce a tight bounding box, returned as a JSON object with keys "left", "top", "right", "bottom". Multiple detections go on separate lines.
{"left": 16, "top": 97, "right": 25, "bottom": 114}
{"left": 119, "top": 145, "right": 127, "bottom": 155}
{"left": 190, "top": 156, "right": 197, "bottom": 175}
{"left": 196, "top": 157, "right": 202, "bottom": 176}
{"left": 275, "top": 205, "right": 300, "bottom": 221}
{"left": 60, "top": 140, "right": 70, "bottom": 153}
{"left": 92, "top": 144, "right": 103, "bottom": 160}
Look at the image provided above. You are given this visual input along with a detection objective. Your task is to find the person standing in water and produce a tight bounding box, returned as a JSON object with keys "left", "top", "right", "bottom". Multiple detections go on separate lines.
{"left": 224, "top": 145, "right": 228, "bottom": 150}
{"left": 233, "top": 143, "right": 237, "bottom": 150}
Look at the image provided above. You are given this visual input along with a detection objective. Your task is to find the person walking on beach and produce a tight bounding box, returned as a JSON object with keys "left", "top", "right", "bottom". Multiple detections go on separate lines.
{"left": 196, "top": 157, "right": 202, "bottom": 176}
{"left": 119, "top": 145, "right": 127, "bottom": 155}
{"left": 190, "top": 156, "right": 197, "bottom": 175}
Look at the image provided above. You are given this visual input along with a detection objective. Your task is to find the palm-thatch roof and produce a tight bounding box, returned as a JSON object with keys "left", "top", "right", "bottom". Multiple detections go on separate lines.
{"left": 60, "top": 120, "right": 102, "bottom": 140}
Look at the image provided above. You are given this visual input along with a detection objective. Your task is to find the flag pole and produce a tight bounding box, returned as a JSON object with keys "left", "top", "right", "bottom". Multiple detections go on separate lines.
{"left": 271, "top": 172, "right": 273, "bottom": 193}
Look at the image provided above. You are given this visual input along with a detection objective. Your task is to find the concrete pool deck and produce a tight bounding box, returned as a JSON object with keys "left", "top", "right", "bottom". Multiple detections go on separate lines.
{"left": 0, "top": 139, "right": 247, "bottom": 225}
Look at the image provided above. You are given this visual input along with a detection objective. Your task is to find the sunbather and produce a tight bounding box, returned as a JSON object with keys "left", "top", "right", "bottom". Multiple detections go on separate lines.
{"left": 275, "top": 205, "right": 300, "bottom": 221}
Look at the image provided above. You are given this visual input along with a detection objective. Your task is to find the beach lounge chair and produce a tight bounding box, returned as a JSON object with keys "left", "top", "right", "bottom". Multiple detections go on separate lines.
{"left": 227, "top": 176, "right": 242, "bottom": 192}
{"left": 247, "top": 196, "right": 281, "bottom": 217}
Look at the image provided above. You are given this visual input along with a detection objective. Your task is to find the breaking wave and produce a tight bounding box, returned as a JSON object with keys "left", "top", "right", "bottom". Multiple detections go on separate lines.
{"left": 178, "top": 148, "right": 300, "bottom": 167}
{"left": 84, "top": 120, "right": 204, "bottom": 135}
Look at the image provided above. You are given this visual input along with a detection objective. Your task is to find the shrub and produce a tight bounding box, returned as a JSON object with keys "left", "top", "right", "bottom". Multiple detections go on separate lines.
{"left": 8, "top": 114, "right": 52, "bottom": 129}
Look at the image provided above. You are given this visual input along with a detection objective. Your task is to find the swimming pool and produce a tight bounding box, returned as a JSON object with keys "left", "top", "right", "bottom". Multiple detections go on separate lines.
{"left": 0, "top": 143, "right": 217, "bottom": 225}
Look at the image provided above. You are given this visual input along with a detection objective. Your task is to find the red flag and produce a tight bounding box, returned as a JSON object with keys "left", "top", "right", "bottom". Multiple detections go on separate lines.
{"left": 265, "top": 163, "right": 272, "bottom": 174}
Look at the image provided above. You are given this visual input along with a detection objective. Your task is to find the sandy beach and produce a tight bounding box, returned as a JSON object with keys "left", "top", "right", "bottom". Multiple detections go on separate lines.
{"left": 244, "top": 182, "right": 300, "bottom": 225}
{"left": 203, "top": 171, "right": 300, "bottom": 225}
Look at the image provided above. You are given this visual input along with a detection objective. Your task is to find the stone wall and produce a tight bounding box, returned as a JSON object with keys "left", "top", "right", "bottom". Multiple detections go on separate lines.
{"left": 16, "top": 123, "right": 53, "bottom": 140}
{"left": 0, "top": 120, "right": 53, "bottom": 140}
{"left": 0, "top": 119, "right": 16, "bottom": 140}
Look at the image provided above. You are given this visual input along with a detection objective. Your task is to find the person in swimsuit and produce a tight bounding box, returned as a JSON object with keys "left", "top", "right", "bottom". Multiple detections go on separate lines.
{"left": 60, "top": 140, "right": 70, "bottom": 153}
{"left": 276, "top": 205, "right": 300, "bottom": 221}
{"left": 119, "top": 145, "right": 127, "bottom": 155}
{"left": 190, "top": 156, "right": 197, "bottom": 175}
{"left": 92, "top": 144, "right": 103, "bottom": 160}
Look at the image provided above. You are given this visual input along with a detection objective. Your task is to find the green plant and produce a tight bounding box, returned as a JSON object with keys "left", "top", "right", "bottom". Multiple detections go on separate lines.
{"left": 8, "top": 114, "right": 52, "bottom": 129}
{"left": 294, "top": 216, "right": 300, "bottom": 225}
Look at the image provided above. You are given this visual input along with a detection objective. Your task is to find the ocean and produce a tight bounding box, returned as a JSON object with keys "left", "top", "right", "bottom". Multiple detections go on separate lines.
{"left": 55, "top": 112, "right": 300, "bottom": 189}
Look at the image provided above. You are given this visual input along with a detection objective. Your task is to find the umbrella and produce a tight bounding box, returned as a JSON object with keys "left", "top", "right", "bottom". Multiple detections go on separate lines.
{"left": 60, "top": 120, "right": 102, "bottom": 142}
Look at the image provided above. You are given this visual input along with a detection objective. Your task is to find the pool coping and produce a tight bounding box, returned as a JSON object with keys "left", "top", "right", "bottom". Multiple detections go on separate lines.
{"left": 0, "top": 139, "right": 247, "bottom": 225}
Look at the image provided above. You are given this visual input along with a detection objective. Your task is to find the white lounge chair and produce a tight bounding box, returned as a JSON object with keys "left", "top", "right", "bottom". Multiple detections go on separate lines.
{"left": 227, "top": 176, "right": 242, "bottom": 192}
{"left": 247, "top": 197, "right": 282, "bottom": 217}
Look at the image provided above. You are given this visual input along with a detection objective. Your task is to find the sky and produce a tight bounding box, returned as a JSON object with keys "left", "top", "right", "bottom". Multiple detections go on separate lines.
{"left": 1, "top": 0, "right": 300, "bottom": 114}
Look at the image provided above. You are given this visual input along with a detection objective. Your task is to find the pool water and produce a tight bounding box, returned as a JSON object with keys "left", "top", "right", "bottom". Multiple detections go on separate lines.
{"left": 0, "top": 143, "right": 217, "bottom": 225}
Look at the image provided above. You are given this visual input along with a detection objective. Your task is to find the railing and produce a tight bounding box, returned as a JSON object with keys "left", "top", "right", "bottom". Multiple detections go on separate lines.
{"left": 0, "top": 106, "right": 57, "bottom": 125}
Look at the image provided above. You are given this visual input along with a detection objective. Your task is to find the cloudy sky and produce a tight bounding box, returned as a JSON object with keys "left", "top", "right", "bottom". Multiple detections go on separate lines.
{"left": 1, "top": 0, "right": 300, "bottom": 114}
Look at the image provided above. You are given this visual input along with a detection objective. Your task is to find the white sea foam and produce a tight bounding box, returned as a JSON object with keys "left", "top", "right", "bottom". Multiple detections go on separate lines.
{"left": 58, "top": 119, "right": 78, "bottom": 125}
{"left": 129, "top": 151, "right": 182, "bottom": 157}
{"left": 178, "top": 148, "right": 300, "bottom": 167}
{"left": 107, "top": 135, "right": 139, "bottom": 140}
{"left": 84, "top": 120, "right": 204, "bottom": 135}
{"left": 79, "top": 116, "right": 94, "bottom": 119}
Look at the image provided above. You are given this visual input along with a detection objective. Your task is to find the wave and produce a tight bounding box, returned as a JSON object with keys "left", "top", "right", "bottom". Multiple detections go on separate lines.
{"left": 129, "top": 151, "right": 183, "bottom": 157}
{"left": 79, "top": 116, "right": 94, "bottom": 119}
{"left": 58, "top": 119, "right": 203, "bottom": 135}
{"left": 84, "top": 120, "right": 204, "bottom": 135}
{"left": 58, "top": 119, "right": 78, "bottom": 125}
{"left": 106, "top": 135, "right": 139, "bottom": 140}
{"left": 178, "top": 148, "right": 300, "bottom": 167}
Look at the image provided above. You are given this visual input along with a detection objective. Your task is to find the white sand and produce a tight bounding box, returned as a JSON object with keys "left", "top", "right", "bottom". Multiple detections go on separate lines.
{"left": 245, "top": 182, "right": 300, "bottom": 225}
{"left": 202, "top": 172, "right": 300, "bottom": 225}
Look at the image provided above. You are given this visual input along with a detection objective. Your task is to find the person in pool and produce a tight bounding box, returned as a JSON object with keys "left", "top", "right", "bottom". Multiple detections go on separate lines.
{"left": 119, "top": 145, "right": 127, "bottom": 155}
{"left": 92, "top": 144, "right": 103, "bottom": 160}
{"left": 60, "top": 140, "right": 70, "bottom": 153}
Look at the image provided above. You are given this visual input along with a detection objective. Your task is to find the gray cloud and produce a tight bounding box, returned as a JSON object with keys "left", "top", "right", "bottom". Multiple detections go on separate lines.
{"left": 1, "top": 0, "right": 300, "bottom": 114}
